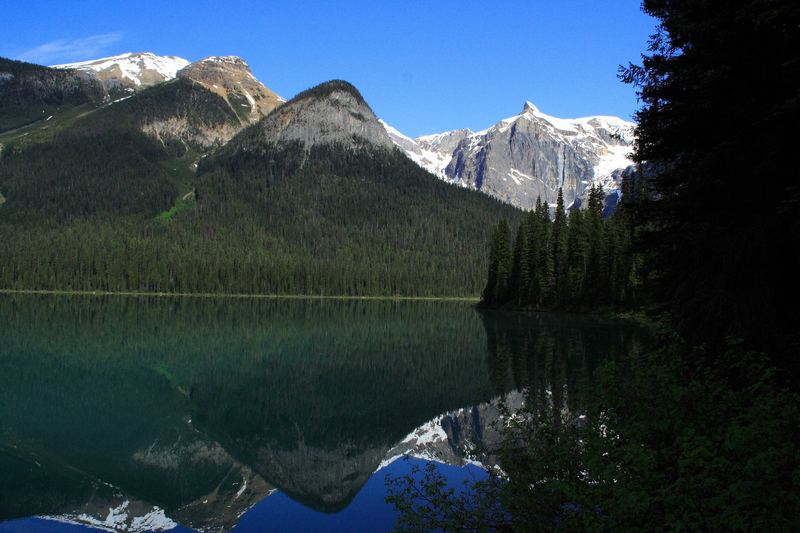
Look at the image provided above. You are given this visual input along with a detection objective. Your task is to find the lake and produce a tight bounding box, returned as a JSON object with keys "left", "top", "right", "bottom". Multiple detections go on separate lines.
{"left": 0, "top": 295, "right": 644, "bottom": 532}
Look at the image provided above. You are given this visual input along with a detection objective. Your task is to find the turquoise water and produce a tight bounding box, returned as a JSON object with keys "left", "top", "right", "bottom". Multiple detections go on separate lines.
{"left": 0, "top": 295, "right": 643, "bottom": 532}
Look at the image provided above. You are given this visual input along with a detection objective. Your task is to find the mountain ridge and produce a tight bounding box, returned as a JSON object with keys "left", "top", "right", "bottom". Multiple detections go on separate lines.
{"left": 52, "top": 52, "right": 190, "bottom": 93}
{"left": 383, "top": 102, "right": 636, "bottom": 210}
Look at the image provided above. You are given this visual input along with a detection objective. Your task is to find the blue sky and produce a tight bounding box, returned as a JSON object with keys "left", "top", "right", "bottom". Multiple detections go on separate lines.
{"left": 1, "top": 1, "right": 656, "bottom": 137}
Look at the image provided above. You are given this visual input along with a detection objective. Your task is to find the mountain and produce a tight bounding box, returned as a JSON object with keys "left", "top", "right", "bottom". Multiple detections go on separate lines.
{"left": 186, "top": 79, "right": 523, "bottom": 296}
{"left": 177, "top": 56, "right": 284, "bottom": 124}
{"left": 0, "top": 57, "right": 104, "bottom": 133}
{"left": 384, "top": 102, "right": 635, "bottom": 210}
{"left": 52, "top": 52, "right": 190, "bottom": 95}
{"left": 0, "top": 53, "right": 289, "bottom": 222}
{"left": 0, "top": 75, "right": 245, "bottom": 222}
{"left": 50, "top": 52, "right": 285, "bottom": 126}
{"left": 0, "top": 67, "right": 523, "bottom": 296}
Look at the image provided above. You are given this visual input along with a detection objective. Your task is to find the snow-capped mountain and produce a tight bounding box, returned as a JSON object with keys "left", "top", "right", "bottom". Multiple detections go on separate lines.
{"left": 53, "top": 52, "right": 190, "bottom": 92}
{"left": 379, "top": 120, "right": 470, "bottom": 179}
{"left": 384, "top": 102, "right": 636, "bottom": 210}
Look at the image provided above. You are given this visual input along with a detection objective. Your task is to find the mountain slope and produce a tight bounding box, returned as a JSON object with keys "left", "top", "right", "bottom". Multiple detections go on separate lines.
{"left": 189, "top": 79, "right": 524, "bottom": 295}
{"left": 0, "top": 76, "right": 242, "bottom": 221}
{"left": 0, "top": 57, "right": 104, "bottom": 133}
{"left": 385, "top": 102, "right": 635, "bottom": 210}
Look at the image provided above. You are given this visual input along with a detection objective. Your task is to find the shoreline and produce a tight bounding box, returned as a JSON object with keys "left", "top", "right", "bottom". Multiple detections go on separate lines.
{"left": 0, "top": 288, "right": 480, "bottom": 302}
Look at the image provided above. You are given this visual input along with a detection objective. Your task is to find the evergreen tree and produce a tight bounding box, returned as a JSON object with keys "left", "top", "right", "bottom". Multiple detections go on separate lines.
{"left": 584, "top": 185, "right": 605, "bottom": 305}
{"left": 566, "top": 205, "right": 587, "bottom": 304}
{"left": 536, "top": 198, "right": 553, "bottom": 305}
{"left": 525, "top": 198, "right": 544, "bottom": 305}
{"left": 479, "top": 186, "right": 638, "bottom": 310}
{"left": 509, "top": 223, "right": 530, "bottom": 306}
{"left": 550, "top": 188, "right": 569, "bottom": 306}
{"left": 482, "top": 219, "right": 513, "bottom": 305}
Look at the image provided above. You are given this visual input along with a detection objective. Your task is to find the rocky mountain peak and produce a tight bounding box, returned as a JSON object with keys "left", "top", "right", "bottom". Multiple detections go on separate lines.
{"left": 521, "top": 100, "right": 540, "bottom": 114}
{"left": 199, "top": 56, "right": 249, "bottom": 67}
{"left": 244, "top": 80, "right": 394, "bottom": 150}
{"left": 177, "top": 56, "right": 284, "bottom": 124}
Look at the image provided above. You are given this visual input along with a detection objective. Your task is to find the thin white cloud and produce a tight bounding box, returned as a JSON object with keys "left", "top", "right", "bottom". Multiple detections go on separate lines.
{"left": 16, "top": 32, "right": 124, "bottom": 65}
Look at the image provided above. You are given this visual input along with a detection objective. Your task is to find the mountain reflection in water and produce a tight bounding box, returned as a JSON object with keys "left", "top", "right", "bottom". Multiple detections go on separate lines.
{"left": 0, "top": 295, "right": 644, "bottom": 532}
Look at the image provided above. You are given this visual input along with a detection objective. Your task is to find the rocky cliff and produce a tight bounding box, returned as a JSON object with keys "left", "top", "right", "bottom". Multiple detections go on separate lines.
{"left": 238, "top": 80, "right": 394, "bottom": 151}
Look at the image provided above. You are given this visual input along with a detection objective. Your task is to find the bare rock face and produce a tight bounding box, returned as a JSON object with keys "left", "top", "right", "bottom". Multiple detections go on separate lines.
{"left": 244, "top": 80, "right": 394, "bottom": 151}
{"left": 52, "top": 52, "right": 190, "bottom": 94}
{"left": 177, "top": 56, "right": 284, "bottom": 125}
{"left": 139, "top": 115, "right": 240, "bottom": 152}
{"left": 385, "top": 102, "right": 635, "bottom": 210}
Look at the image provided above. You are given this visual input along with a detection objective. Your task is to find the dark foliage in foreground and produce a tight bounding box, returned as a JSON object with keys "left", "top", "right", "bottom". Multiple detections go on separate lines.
{"left": 622, "top": 0, "right": 800, "bottom": 365}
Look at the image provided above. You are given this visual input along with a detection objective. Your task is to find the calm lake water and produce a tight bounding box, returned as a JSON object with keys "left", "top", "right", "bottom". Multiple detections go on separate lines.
{"left": 0, "top": 295, "right": 644, "bottom": 532}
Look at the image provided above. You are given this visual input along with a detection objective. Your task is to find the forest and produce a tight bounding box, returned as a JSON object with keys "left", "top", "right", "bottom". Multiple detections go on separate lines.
{"left": 481, "top": 183, "right": 639, "bottom": 310}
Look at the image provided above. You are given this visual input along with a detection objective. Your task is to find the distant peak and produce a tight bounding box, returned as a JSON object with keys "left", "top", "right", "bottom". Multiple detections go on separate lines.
{"left": 522, "top": 101, "right": 540, "bottom": 114}
{"left": 52, "top": 52, "right": 188, "bottom": 68}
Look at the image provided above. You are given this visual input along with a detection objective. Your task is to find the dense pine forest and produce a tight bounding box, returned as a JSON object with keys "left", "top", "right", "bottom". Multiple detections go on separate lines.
{"left": 481, "top": 183, "right": 638, "bottom": 310}
{"left": 0, "top": 145, "right": 523, "bottom": 296}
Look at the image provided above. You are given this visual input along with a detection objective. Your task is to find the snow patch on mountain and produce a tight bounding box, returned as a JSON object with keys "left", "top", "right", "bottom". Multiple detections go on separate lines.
{"left": 53, "top": 52, "right": 190, "bottom": 88}
{"left": 379, "top": 119, "right": 455, "bottom": 179}
{"left": 42, "top": 501, "right": 177, "bottom": 533}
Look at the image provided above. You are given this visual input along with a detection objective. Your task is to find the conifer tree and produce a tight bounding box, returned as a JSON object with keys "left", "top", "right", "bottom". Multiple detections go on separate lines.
{"left": 566, "top": 205, "right": 587, "bottom": 303}
{"left": 526, "top": 198, "right": 544, "bottom": 305}
{"left": 584, "top": 185, "right": 605, "bottom": 304}
{"left": 550, "top": 188, "right": 569, "bottom": 306}
{"left": 482, "top": 218, "right": 512, "bottom": 304}
{"left": 509, "top": 223, "right": 530, "bottom": 305}
{"left": 536, "top": 198, "right": 553, "bottom": 305}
